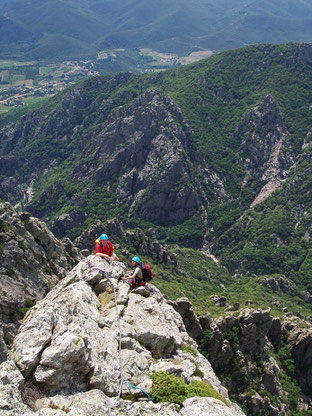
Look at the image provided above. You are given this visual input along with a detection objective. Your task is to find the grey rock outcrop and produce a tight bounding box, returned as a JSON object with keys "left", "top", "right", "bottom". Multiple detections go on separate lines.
{"left": 236, "top": 94, "right": 296, "bottom": 208}
{"left": 200, "top": 307, "right": 312, "bottom": 415}
{"left": 287, "top": 326, "right": 312, "bottom": 395}
{"left": 168, "top": 297, "right": 203, "bottom": 343}
{"left": 1, "top": 255, "right": 245, "bottom": 416}
{"left": 0, "top": 202, "right": 82, "bottom": 363}
{"left": 0, "top": 360, "right": 29, "bottom": 415}
{"left": 199, "top": 313, "right": 212, "bottom": 331}
{"left": 180, "top": 397, "right": 245, "bottom": 416}
{"left": 201, "top": 309, "right": 289, "bottom": 415}
{"left": 208, "top": 309, "right": 272, "bottom": 367}
{"left": 299, "top": 290, "right": 312, "bottom": 305}
{"left": 260, "top": 276, "right": 296, "bottom": 295}
{"left": 51, "top": 211, "right": 88, "bottom": 237}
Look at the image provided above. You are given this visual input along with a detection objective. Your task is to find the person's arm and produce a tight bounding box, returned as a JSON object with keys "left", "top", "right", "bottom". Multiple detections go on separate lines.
{"left": 122, "top": 267, "right": 139, "bottom": 281}
{"left": 112, "top": 252, "right": 119, "bottom": 261}
{"left": 105, "top": 242, "right": 119, "bottom": 262}
{"left": 122, "top": 274, "right": 134, "bottom": 281}
{"left": 96, "top": 252, "right": 113, "bottom": 261}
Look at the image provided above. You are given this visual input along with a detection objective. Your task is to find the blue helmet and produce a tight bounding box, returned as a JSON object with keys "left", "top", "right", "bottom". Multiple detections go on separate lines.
{"left": 132, "top": 256, "right": 141, "bottom": 263}
{"left": 100, "top": 233, "right": 109, "bottom": 240}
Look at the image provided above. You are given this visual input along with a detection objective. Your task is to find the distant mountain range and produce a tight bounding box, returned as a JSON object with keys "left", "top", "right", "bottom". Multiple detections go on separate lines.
{"left": 1, "top": 0, "right": 312, "bottom": 60}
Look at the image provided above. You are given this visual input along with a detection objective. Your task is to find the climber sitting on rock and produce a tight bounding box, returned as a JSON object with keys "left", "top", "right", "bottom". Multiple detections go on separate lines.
{"left": 94, "top": 233, "right": 119, "bottom": 262}
{"left": 122, "top": 256, "right": 145, "bottom": 289}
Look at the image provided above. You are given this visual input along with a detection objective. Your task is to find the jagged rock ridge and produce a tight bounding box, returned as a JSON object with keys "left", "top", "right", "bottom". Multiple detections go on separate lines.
{"left": 0, "top": 202, "right": 82, "bottom": 363}
{"left": 0, "top": 255, "right": 245, "bottom": 416}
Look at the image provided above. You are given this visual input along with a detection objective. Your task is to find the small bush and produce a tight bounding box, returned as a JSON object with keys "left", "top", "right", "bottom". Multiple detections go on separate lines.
{"left": 0, "top": 220, "right": 10, "bottom": 233}
{"left": 151, "top": 371, "right": 229, "bottom": 406}
{"left": 186, "top": 380, "right": 229, "bottom": 405}
{"left": 25, "top": 298, "right": 35, "bottom": 308}
{"left": 16, "top": 306, "right": 31, "bottom": 319}
{"left": 200, "top": 329, "right": 213, "bottom": 358}
{"left": 122, "top": 393, "right": 138, "bottom": 402}
{"left": 193, "top": 365, "right": 204, "bottom": 378}
{"left": 151, "top": 371, "right": 187, "bottom": 405}
{"left": 180, "top": 345, "right": 198, "bottom": 356}
{"left": 224, "top": 325, "right": 240, "bottom": 345}
{"left": 3, "top": 334, "right": 11, "bottom": 346}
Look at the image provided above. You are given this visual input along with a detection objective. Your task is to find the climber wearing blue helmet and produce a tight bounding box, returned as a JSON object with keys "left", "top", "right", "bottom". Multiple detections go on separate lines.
{"left": 95, "top": 233, "right": 119, "bottom": 262}
{"left": 132, "top": 256, "right": 141, "bottom": 263}
{"left": 122, "top": 256, "right": 144, "bottom": 288}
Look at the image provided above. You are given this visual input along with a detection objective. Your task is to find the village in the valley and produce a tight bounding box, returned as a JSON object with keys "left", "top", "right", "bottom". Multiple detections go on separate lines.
{"left": 0, "top": 59, "right": 100, "bottom": 112}
{"left": 0, "top": 48, "right": 213, "bottom": 113}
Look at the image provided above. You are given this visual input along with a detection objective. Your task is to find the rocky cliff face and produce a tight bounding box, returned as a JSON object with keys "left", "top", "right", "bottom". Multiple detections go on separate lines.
{"left": 49, "top": 87, "right": 228, "bottom": 235}
{"left": 236, "top": 94, "right": 296, "bottom": 208}
{"left": 0, "top": 255, "right": 245, "bottom": 416}
{"left": 83, "top": 89, "right": 204, "bottom": 225}
{"left": 196, "top": 308, "right": 312, "bottom": 415}
{"left": 1, "top": 64, "right": 297, "bottom": 242}
{"left": 0, "top": 85, "right": 227, "bottom": 237}
{"left": 0, "top": 202, "right": 82, "bottom": 363}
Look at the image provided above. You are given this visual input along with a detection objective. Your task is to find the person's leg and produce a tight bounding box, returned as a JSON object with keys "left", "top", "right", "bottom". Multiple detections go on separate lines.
{"left": 131, "top": 278, "right": 138, "bottom": 289}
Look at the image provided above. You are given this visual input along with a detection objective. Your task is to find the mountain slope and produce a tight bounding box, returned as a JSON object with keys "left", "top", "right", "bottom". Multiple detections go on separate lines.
{"left": 2, "top": 0, "right": 312, "bottom": 59}
{"left": 2, "top": 43, "right": 312, "bottom": 295}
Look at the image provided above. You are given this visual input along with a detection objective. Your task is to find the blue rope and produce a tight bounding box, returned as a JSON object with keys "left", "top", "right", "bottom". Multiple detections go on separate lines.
{"left": 106, "top": 399, "right": 112, "bottom": 416}
{"left": 123, "top": 380, "right": 153, "bottom": 401}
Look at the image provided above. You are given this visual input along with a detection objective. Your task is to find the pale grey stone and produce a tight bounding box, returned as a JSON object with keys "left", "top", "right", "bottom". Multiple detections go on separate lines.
{"left": 0, "top": 360, "right": 29, "bottom": 416}
{"left": 123, "top": 291, "right": 190, "bottom": 357}
{"left": 11, "top": 307, "right": 55, "bottom": 377}
{"left": 131, "top": 286, "right": 150, "bottom": 297}
{"left": 151, "top": 358, "right": 196, "bottom": 383}
{"left": 181, "top": 397, "right": 245, "bottom": 416}
{"left": 110, "top": 397, "right": 181, "bottom": 416}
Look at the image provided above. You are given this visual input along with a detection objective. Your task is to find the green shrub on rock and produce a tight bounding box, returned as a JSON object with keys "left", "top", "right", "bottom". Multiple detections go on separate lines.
{"left": 151, "top": 371, "right": 228, "bottom": 406}
{"left": 185, "top": 380, "right": 229, "bottom": 405}
{"left": 151, "top": 371, "right": 187, "bottom": 405}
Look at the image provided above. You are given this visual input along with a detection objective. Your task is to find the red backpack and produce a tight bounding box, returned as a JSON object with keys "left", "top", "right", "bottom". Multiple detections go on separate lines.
{"left": 140, "top": 263, "right": 154, "bottom": 282}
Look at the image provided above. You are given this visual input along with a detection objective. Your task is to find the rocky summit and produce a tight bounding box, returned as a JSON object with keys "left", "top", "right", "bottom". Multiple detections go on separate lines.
{"left": 0, "top": 255, "right": 245, "bottom": 416}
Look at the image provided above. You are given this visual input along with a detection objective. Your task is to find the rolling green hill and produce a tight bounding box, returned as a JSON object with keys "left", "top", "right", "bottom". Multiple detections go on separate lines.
{"left": 2, "top": 0, "right": 312, "bottom": 60}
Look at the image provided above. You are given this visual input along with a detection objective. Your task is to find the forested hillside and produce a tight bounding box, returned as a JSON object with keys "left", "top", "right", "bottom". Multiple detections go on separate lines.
{"left": 1, "top": 42, "right": 312, "bottom": 295}
{"left": 1, "top": 0, "right": 312, "bottom": 59}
